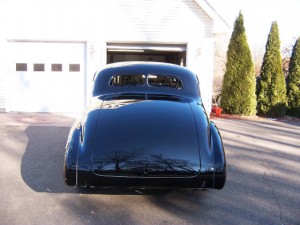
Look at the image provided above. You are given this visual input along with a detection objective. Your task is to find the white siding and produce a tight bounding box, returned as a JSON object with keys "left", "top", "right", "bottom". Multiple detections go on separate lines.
{"left": 101, "top": 0, "right": 212, "bottom": 42}
{"left": 5, "top": 0, "right": 213, "bottom": 42}
{"left": 0, "top": 37, "right": 6, "bottom": 112}
{"left": 0, "top": 1, "right": 6, "bottom": 111}
{"left": 0, "top": 77, "right": 5, "bottom": 112}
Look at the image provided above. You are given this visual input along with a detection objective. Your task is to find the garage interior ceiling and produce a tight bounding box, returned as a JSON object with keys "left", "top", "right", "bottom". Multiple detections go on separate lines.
{"left": 107, "top": 43, "right": 187, "bottom": 52}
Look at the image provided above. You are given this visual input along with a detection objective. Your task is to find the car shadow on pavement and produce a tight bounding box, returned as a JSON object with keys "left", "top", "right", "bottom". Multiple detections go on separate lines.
{"left": 21, "top": 125, "right": 176, "bottom": 195}
{"left": 21, "top": 125, "right": 74, "bottom": 193}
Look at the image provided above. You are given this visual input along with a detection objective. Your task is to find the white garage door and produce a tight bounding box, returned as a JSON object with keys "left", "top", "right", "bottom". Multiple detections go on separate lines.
{"left": 9, "top": 42, "right": 86, "bottom": 113}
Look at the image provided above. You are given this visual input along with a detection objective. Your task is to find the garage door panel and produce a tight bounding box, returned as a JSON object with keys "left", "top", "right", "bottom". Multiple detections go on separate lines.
{"left": 10, "top": 42, "right": 86, "bottom": 112}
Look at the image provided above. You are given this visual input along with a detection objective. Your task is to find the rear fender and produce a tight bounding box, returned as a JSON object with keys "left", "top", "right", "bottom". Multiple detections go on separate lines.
{"left": 76, "top": 109, "right": 101, "bottom": 187}
{"left": 210, "top": 121, "right": 226, "bottom": 189}
{"left": 64, "top": 121, "right": 81, "bottom": 186}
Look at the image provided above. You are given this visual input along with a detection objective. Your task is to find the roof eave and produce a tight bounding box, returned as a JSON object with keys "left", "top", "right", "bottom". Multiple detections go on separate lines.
{"left": 194, "top": 0, "right": 231, "bottom": 34}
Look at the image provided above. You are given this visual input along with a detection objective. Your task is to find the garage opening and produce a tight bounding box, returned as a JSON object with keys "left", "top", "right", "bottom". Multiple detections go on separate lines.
{"left": 107, "top": 43, "right": 186, "bottom": 66}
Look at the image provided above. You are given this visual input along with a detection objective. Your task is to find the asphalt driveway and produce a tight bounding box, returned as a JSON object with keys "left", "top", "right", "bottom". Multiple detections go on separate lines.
{"left": 0, "top": 113, "right": 299, "bottom": 225}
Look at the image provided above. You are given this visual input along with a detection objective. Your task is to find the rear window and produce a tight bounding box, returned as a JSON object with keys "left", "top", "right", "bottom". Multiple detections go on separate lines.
{"left": 148, "top": 74, "right": 183, "bottom": 89}
{"left": 110, "top": 74, "right": 183, "bottom": 90}
{"left": 110, "top": 74, "right": 146, "bottom": 87}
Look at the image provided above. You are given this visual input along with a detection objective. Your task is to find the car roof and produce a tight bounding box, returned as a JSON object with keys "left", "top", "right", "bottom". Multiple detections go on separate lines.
{"left": 93, "top": 62, "right": 201, "bottom": 99}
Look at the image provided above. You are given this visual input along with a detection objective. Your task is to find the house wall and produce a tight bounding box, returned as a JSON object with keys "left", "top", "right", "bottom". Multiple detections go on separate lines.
{"left": 0, "top": 1, "right": 7, "bottom": 112}
{"left": 2, "top": 0, "right": 215, "bottom": 112}
{"left": 0, "top": 37, "right": 6, "bottom": 112}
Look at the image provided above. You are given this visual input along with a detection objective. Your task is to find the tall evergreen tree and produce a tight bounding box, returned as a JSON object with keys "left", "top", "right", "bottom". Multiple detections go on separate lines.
{"left": 257, "top": 22, "right": 286, "bottom": 117}
{"left": 287, "top": 37, "right": 300, "bottom": 117}
{"left": 220, "top": 12, "right": 256, "bottom": 115}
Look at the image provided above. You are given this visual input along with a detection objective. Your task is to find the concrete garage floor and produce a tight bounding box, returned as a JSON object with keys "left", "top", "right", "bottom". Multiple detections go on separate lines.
{"left": 0, "top": 113, "right": 299, "bottom": 225}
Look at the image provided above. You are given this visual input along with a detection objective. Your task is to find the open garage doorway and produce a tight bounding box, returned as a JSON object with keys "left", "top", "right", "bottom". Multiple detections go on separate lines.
{"left": 107, "top": 43, "right": 186, "bottom": 66}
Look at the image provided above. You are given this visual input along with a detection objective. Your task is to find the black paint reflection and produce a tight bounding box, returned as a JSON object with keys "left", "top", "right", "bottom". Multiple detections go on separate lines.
{"left": 92, "top": 149, "right": 198, "bottom": 177}
{"left": 92, "top": 97, "right": 200, "bottom": 177}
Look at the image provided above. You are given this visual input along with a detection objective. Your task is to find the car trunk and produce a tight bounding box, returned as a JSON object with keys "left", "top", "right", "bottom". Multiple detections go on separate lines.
{"left": 91, "top": 95, "right": 200, "bottom": 177}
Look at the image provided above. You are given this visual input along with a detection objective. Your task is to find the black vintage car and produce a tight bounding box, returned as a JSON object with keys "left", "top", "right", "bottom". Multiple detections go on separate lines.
{"left": 64, "top": 62, "right": 226, "bottom": 189}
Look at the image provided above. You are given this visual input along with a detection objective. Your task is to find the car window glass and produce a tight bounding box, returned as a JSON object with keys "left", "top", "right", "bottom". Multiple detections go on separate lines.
{"left": 148, "top": 74, "right": 183, "bottom": 89}
{"left": 110, "top": 74, "right": 146, "bottom": 86}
